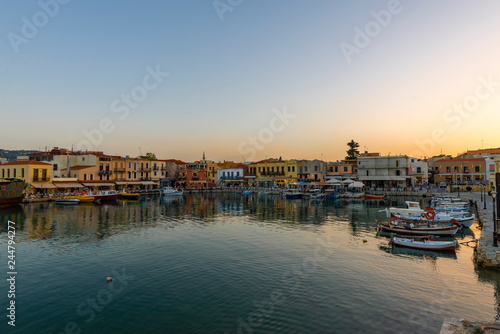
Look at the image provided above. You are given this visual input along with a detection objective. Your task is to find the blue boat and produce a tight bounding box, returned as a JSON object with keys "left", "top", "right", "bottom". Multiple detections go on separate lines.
{"left": 285, "top": 192, "right": 303, "bottom": 199}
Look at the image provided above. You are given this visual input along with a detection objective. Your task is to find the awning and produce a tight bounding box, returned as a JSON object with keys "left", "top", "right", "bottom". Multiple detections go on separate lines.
{"left": 30, "top": 183, "right": 57, "bottom": 189}
{"left": 82, "top": 183, "right": 115, "bottom": 187}
{"left": 53, "top": 182, "right": 84, "bottom": 188}
{"left": 141, "top": 181, "right": 156, "bottom": 185}
{"left": 357, "top": 176, "right": 407, "bottom": 181}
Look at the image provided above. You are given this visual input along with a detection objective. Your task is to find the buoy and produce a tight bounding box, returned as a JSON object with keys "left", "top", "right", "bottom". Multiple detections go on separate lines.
{"left": 106, "top": 277, "right": 112, "bottom": 282}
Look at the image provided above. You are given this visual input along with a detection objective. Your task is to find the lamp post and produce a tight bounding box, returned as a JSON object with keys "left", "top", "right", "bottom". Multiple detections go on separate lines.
{"left": 493, "top": 187, "right": 498, "bottom": 247}
{"left": 481, "top": 185, "right": 484, "bottom": 202}
{"left": 484, "top": 185, "right": 488, "bottom": 210}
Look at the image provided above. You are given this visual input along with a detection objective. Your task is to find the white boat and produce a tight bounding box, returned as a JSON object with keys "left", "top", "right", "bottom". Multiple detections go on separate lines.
{"left": 391, "top": 236, "right": 457, "bottom": 251}
{"left": 55, "top": 198, "right": 80, "bottom": 205}
{"left": 161, "top": 187, "right": 183, "bottom": 196}
{"left": 258, "top": 191, "right": 270, "bottom": 196}
{"left": 377, "top": 218, "right": 459, "bottom": 236}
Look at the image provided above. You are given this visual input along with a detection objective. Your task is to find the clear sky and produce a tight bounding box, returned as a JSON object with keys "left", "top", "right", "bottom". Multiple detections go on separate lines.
{"left": 2, "top": 0, "right": 500, "bottom": 162}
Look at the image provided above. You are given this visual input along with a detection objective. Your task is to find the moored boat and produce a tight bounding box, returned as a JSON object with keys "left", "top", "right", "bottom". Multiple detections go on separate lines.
{"left": 365, "top": 194, "right": 386, "bottom": 200}
{"left": 55, "top": 198, "right": 80, "bottom": 205}
{"left": 119, "top": 192, "right": 140, "bottom": 200}
{"left": 84, "top": 189, "right": 119, "bottom": 202}
{"left": 0, "top": 179, "right": 25, "bottom": 206}
{"left": 161, "top": 187, "right": 183, "bottom": 196}
{"left": 391, "top": 236, "right": 456, "bottom": 251}
{"left": 377, "top": 218, "right": 459, "bottom": 236}
{"left": 285, "top": 192, "right": 303, "bottom": 199}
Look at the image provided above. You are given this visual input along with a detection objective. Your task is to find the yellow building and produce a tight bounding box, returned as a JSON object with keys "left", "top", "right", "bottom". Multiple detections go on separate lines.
{"left": 0, "top": 160, "right": 54, "bottom": 193}
{"left": 248, "top": 159, "right": 298, "bottom": 187}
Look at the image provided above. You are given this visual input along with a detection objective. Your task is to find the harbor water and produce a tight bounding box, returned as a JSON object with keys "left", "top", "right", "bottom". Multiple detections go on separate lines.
{"left": 1, "top": 194, "right": 500, "bottom": 334}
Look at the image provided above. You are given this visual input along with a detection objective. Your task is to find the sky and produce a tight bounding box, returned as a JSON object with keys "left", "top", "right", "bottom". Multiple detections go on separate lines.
{"left": 1, "top": 0, "right": 500, "bottom": 162}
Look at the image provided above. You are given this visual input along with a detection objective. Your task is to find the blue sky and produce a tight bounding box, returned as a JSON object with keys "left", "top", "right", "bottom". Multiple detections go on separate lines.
{"left": 2, "top": 0, "right": 500, "bottom": 162}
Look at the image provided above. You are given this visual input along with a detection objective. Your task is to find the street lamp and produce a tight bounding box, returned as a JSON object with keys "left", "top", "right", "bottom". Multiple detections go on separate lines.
{"left": 493, "top": 187, "right": 498, "bottom": 247}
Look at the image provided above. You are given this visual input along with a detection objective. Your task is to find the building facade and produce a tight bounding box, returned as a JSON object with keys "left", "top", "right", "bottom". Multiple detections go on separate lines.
{"left": 0, "top": 160, "right": 54, "bottom": 193}
{"left": 408, "top": 157, "right": 428, "bottom": 185}
{"left": 248, "top": 159, "right": 298, "bottom": 187}
{"left": 357, "top": 155, "right": 411, "bottom": 188}
{"left": 433, "top": 158, "right": 489, "bottom": 185}
{"left": 296, "top": 160, "right": 326, "bottom": 182}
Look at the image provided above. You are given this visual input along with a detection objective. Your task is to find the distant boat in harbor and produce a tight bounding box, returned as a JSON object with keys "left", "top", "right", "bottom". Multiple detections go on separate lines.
{"left": 161, "top": 187, "right": 183, "bottom": 196}
{"left": 55, "top": 198, "right": 80, "bottom": 205}
{"left": 0, "top": 179, "right": 25, "bottom": 206}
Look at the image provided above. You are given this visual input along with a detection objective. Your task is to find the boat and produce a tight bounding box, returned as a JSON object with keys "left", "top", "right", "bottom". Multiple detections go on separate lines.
{"left": 310, "top": 193, "right": 324, "bottom": 199}
{"left": 55, "top": 198, "right": 80, "bottom": 205}
{"left": 258, "top": 191, "right": 270, "bottom": 196}
{"left": 0, "top": 179, "right": 25, "bottom": 206}
{"left": 365, "top": 194, "right": 386, "bottom": 200}
{"left": 84, "top": 189, "right": 119, "bottom": 202}
{"left": 285, "top": 192, "right": 303, "bottom": 199}
{"left": 119, "top": 192, "right": 140, "bottom": 200}
{"left": 73, "top": 195, "right": 95, "bottom": 203}
{"left": 377, "top": 217, "right": 459, "bottom": 236}
{"left": 391, "top": 236, "right": 456, "bottom": 251}
{"left": 161, "top": 187, "right": 183, "bottom": 196}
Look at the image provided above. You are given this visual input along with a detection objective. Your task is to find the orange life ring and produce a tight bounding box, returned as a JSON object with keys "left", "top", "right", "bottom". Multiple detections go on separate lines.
{"left": 0, "top": 186, "right": 5, "bottom": 191}
{"left": 425, "top": 211, "right": 435, "bottom": 220}
{"left": 428, "top": 235, "right": 435, "bottom": 241}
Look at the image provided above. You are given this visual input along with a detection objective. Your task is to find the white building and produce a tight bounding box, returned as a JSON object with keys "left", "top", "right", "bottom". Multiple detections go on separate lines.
{"left": 217, "top": 167, "right": 245, "bottom": 186}
{"left": 357, "top": 155, "right": 411, "bottom": 188}
{"left": 408, "top": 157, "right": 428, "bottom": 185}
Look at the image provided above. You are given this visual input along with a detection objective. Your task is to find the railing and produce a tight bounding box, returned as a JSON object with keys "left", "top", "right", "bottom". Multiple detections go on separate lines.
{"left": 114, "top": 168, "right": 126, "bottom": 172}
{"left": 33, "top": 177, "right": 50, "bottom": 182}
{"left": 220, "top": 176, "right": 243, "bottom": 180}
{"left": 152, "top": 166, "right": 159, "bottom": 171}
{"left": 98, "top": 170, "right": 112, "bottom": 175}
{"left": 140, "top": 177, "right": 151, "bottom": 181}
{"left": 140, "top": 168, "right": 152, "bottom": 172}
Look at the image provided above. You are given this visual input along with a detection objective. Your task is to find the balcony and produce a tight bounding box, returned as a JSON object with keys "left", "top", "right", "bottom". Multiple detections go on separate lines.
{"left": 152, "top": 166, "right": 159, "bottom": 171}
{"left": 140, "top": 177, "right": 152, "bottom": 181}
{"left": 220, "top": 176, "right": 243, "bottom": 180}
{"left": 260, "top": 171, "right": 285, "bottom": 176}
{"left": 161, "top": 167, "right": 167, "bottom": 171}
{"left": 140, "top": 168, "right": 152, "bottom": 172}
{"left": 98, "top": 170, "right": 112, "bottom": 175}
{"left": 114, "top": 168, "right": 126, "bottom": 172}
{"left": 33, "top": 177, "right": 50, "bottom": 182}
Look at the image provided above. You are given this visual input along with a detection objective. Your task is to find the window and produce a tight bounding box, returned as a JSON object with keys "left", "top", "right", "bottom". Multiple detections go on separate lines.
{"left": 84, "top": 174, "right": 87, "bottom": 180}
{"left": 288, "top": 166, "right": 290, "bottom": 172}
{"left": 13, "top": 169, "right": 16, "bottom": 177}
{"left": 7, "top": 169, "right": 10, "bottom": 178}
{"left": 99, "top": 175, "right": 103, "bottom": 180}
{"left": 416, "top": 167, "right": 422, "bottom": 174}
{"left": 128, "top": 172, "right": 131, "bottom": 179}
{"left": 475, "top": 166, "right": 480, "bottom": 172}
{"left": 396, "top": 170, "right": 401, "bottom": 176}
{"left": 335, "top": 167, "right": 338, "bottom": 172}
{"left": 53, "top": 164, "right": 58, "bottom": 171}
{"left": 315, "top": 166, "right": 318, "bottom": 171}
{"left": 21, "top": 169, "right": 24, "bottom": 178}
{"left": 1, "top": 170, "right": 4, "bottom": 178}
{"left": 292, "top": 166, "right": 295, "bottom": 172}
{"left": 106, "top": 175, "right": 110, "bottom": 180}
{"left": 82, "top": 157, "right": 85, "bottom": 161}
{"left": 236, "top": 172, "right": 240, "bottom": 176}
{"left": 90, "top": 174, "right": 94, "bottom": 180}
{"left": 366, "top": 171, "right": 369, "bottom": 176}
{"left": 396, "top": 160, "right": 400, "bottom": 167}
{"left": 129, "top": 162, "right": 132, "bottom": 168}
{"left": 344, "top": 167, "right": 348, "bottom": 172}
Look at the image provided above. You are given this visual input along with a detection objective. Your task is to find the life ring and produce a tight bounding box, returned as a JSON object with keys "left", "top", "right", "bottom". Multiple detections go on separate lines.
{"left": 0, "top": 186, "right": 5, "bottom": 191}
{"left": 428, "top": 235, "right": 435, "bottom": 241}
{"left": 425, "top": 211, "right": 435, "bottom": 220}
{"left": 420, "top": 212, "right": 426, "bottom": 218}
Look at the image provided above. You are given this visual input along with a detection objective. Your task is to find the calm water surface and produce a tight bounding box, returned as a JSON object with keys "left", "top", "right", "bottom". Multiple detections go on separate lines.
{"left": 1, "top": 194, "right": 499, "bottom": 334}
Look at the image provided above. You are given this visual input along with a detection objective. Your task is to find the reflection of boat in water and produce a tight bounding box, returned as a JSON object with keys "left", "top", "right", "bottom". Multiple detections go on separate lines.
{"left": 378, "top": 244, "right": 458, "bottom": 259}
{"left": 0, "top": 179, "right": 25, "bottom": 206}
{"left": 285, "top": 192, "right": 303, "bottom": 199}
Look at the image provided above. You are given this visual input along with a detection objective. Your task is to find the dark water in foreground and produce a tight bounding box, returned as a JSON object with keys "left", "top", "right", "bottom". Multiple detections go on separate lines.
{"left": 1, "top": 194, "right": 499, "bottom": 334}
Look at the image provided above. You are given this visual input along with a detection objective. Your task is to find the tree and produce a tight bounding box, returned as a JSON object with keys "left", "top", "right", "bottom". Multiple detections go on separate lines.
{"left": 145, "top": 152, "right": 157, "bottom": 160}
{"left": 345, "top": 140, "right": 360, "bottom": 160}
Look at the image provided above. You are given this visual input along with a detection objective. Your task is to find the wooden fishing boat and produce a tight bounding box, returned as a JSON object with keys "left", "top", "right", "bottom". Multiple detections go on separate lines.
{"left": 0, "top": 179, "right": 25, "bottom": 206}
{"left": 55, "top": 198, "right": 80, "bottom": 205}
{"left": 119, "top": 192, "right": 140, "bottom": 200}
{"left": 377, "top": 218, "right": 459, "bottom": 236}
{"left": 365, "top": 194, "right": 386, "bottom": 200}
{"left": 391, "top": 236, "right": 456, "bottom": 251}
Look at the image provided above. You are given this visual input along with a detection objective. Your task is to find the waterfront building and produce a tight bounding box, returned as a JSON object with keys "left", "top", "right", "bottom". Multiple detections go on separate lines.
{"left": 408, "top": 157, "right": 428, "bottom": 185}
{"left": 248, "top": 158, "right": 298, "bottom": 187}
{"left": 159, "top": 159, "right": 185, "bottom": 188}
{"left": 0, "top": 160, "right": 54, "bottom": 194}
{"left": 456, "top": 147, "right": 500, "bottom": 159}
{"left": 326, "top": 160, "right": 357, "bottom": 181}
{"left": 357, "top": 155, "right": 411, "bottom": 188}
{"left": 179, "top": 163, "right": 210, "bottom": 188}
{"left": 217, "top": 165, "right": 248, "bottom": 187}
{"left": 29, "top": 147, "right": 101, "bottom": 178}
{"left": 433, "top": 157, "right": 489, "bottom": 185}
{"left": 296, "top": 160, "right": 327, "bottom": 182}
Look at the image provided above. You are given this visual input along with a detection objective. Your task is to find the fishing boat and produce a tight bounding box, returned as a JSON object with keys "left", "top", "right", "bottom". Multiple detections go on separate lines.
{"left": 0, "top": 179, "right": 25, "bottom": 206}
{"left": 365, "top": 194, "right": 386, "bottom": 200}
{"left": 391, "top": 236, "right": 457, "bottom": 251}
{"left": 377, "top": 217, "right": 459, "bottom": 236}
{"left": 119, "top": 192, "right": 140, "bottom": 200}
{"left": 285, "top": 192, "right": 303, "bottom": 199}
{"left": 258, "top": 191, "right": 270, "bottom": 196}
{"left": 83, "top": 189, "right": 119, "bottom": 202}
{"left": 241, "top": 190, "right": 252, "bottom": 195}
{"left": 61, "top": 195, "right": 94, "bottom": 203}
{"left": 161, "top": 187, "right": 183, "bottom": 196}
{"left": 55, "top": 198, "right": 80, "bottom": 205}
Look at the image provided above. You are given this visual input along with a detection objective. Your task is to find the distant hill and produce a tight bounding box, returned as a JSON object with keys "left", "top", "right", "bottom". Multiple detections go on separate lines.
{"left": 0, "top": 149, "right": 41, "bottom": 162}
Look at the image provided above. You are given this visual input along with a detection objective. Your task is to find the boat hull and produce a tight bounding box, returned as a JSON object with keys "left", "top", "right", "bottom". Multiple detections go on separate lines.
{"left": 392, "top": 237, "right": 456, "bottom": 251}
{"left": 378, "top": 222, "right": 459, "bottom": 236}
{"left": 366, "top": 195, "right": 385, "bottom": 200}
{"left": 285, "top": 193, "right": 303, "bottom": 199}
{"left": 0, "top": 179, "right": 25, "bottom": 206}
